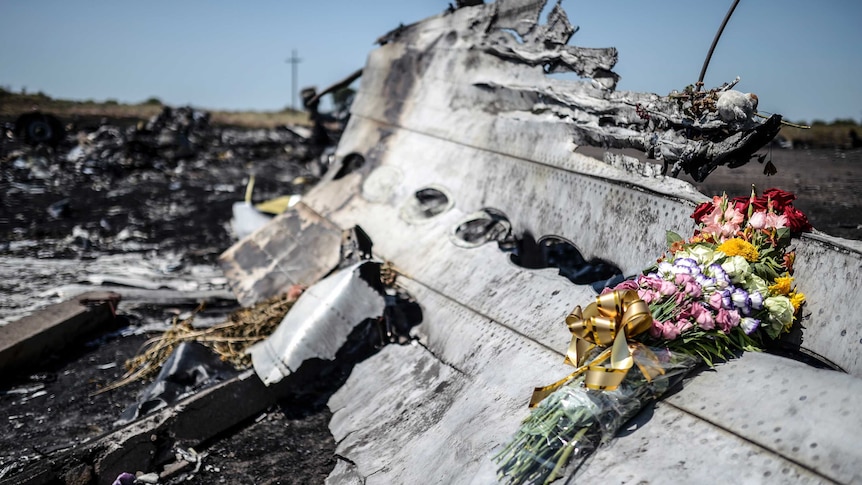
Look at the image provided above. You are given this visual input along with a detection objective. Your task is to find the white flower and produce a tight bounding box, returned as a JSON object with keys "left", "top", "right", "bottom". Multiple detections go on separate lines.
{"left": 764, "top": 296, "right": 794, "bottom": 333}
{"left": 676, "top": 246, "right": 724, "bottom": 266}
{"left": 657, "top": 262, "right": 674, "bottom": 279}
{"left": 721, "top": 256, "right": 751, "bottom": 283}
{"left": 743, "top": 274, "right": 769, "bottom": 296}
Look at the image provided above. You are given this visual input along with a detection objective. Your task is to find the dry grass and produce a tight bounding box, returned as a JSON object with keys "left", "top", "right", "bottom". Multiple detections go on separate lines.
{"left": 779, "top": 123, "right": 860, "bottom": 148}
{"left": 95, "top": 288, "right": 303, "bottom": 394}
{"left": 0, "top": 90, "right": 310, "bottom": 128}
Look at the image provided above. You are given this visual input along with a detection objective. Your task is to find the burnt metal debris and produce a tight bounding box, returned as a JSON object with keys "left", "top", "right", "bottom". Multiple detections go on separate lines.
{"left": 13, "top": 112, "right": 66, "bottom": 148}
{"left": 2, "top": 1, "right": 862, "bottom": 484}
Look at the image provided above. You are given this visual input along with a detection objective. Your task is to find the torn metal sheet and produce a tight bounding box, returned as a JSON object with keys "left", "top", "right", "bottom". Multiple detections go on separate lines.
{"left": 219, "top": 203, "right": 342, "bottom": 306}
{"left": 249, "top": 261, "right": 385, "bottom": 386}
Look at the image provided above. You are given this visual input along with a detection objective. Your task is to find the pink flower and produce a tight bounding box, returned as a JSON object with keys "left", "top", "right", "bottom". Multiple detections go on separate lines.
{"left": 650, "top": 319, "right": 666, "bottom": 338}
{"left": 674, "top": 273, "right": 693, "bottom": 285}
{"left": 675, "top": 275, "right": 703, "bottom": 299}
{"left": 764, "top": 212, "right": 788, "bottom": 230}
{"left": 675, "top": 319, "right": 693, "bottom": 334}
{"left": 692, "top": 304, "right": 715, "bottom": 330}
{"left": 662, "top": 321, "right": 681, "bottom": 340}
{"left": 638, "top": 288, "right": 659, "bottom": 304}
{"left": 748, "top": 211, "right": 767, "bottom": 230}
{"left": 715, "top": 308, "right": 740, "bottom": 332}
{"left": 659, "top": 280, "right": 677, "bottom": 296}
{"left": 708, "top": 292, "right": 723, "bottom": 310}
{"left": 701, "top": 202, "right": 745, "bottom": 241}
{"left": 612, "top": 279, "right": 640, "bottom": 292}
{"left": 642, "top": 275, "right": 663, "bottom": 291}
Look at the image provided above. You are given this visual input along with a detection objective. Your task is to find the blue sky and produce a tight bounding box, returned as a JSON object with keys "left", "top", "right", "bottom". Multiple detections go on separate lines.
{"left": 1, "top": 1, "right": 859, "bottom": 123}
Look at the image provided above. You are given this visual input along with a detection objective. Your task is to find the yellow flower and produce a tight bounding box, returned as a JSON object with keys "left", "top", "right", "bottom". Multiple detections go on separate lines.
{"left": 716, "top": 238, "right": 759, "bottom": 262}
{"left": 769, "top": 275, "right": 793, "bottom": 296}
{"left": 789, "top": 291, "right": 805, "bottom": 311}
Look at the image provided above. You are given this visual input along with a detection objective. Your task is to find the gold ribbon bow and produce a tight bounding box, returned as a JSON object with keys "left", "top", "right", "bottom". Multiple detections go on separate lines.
{"left": 529, "top": 290, "right": 662, "bottom": 407}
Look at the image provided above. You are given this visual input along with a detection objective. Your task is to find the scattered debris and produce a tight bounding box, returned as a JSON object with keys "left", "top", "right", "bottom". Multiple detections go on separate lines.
{"left": 13, "top": 112, "right": 65, "bottom": 147}
{"left": 102, "top": 289, "right": 304, "bottom": 395}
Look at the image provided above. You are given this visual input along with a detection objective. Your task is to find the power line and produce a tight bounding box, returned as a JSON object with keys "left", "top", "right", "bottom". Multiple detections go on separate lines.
{"left": 286, "top": 49, "right": 302, "bottom": 111}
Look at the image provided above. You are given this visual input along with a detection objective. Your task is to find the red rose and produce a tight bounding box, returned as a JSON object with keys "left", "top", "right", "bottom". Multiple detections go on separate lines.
{"left": 783, "top": 205, "right": 812, "bottom": 233}
{"left": 731, "top": 196, "right": 749, "bottom": 213}
{"left": 691, "top": 201, "right": 713, "bottom": 223}
{"left": 763, "top": 188, "right": 796, "bottom": 211}
{"left": 732, "top": 195, "right": 768, "bottom": 213}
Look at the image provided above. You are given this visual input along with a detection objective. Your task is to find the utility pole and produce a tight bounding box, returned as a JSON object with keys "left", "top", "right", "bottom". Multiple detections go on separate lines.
{"left": 286, "top": 49, "right": 302, "bottom": 111}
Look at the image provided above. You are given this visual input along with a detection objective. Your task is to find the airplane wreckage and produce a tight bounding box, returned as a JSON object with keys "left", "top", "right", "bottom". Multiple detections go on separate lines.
{"left": 6, "top": 1, "right": 862, "bottom": 484}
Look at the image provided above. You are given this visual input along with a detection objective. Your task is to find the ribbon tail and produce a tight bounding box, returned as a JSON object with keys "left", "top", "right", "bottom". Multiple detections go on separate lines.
{"left": 530, "top": 348, "right": 614, "bottom": 407}
{"left": 564, "top": 337, "right": 593, "bottom": 367}
{"left": 585, "top": 330, "right": 634, "bottom": 391}
{"left": 529, "top": 366, "right": 587, "bottom": 408}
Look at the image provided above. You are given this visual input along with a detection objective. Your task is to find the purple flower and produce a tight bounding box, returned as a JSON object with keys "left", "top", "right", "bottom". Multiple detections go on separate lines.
{"left": 674, "top": 257, "right": 699, "bottom": 269}
{"left": 720, "top": 289, "right": 733, "bottom": 310}
{"left": 708, "top": 264, "right": 730, "bottom": 289}
{"left": 731, "top": 288, "right": 749, "bottom": 309}
{"left": 695, "top": 274, "right": 717, "bottom": 292}
{"left": 740, "top": 317, "right": 760, "bottom": 334}
{"left": 749, "top": 291, "right": 764, "bottom": 310}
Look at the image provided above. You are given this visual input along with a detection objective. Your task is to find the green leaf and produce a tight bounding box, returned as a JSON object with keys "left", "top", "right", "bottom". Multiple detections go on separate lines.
{"left": 666, "top": 231, "right": 684, "bottom": 247}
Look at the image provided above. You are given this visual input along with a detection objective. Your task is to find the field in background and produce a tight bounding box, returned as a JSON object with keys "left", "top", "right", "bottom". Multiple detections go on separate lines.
{"left": 0, "top": 89, "right": 310, "bottom": 128}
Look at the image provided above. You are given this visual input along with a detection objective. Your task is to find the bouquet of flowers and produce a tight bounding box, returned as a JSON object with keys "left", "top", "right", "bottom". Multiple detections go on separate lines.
{"left": 495, "top": 187, "right": 811, "bottom": 484}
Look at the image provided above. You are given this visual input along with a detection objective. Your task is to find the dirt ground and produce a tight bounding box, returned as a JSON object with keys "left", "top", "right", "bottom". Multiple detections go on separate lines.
{"left": 0, "top": 110, "right": 339, "bottom": 484}
{"left": 684, "top": 147, "right": 862, "bottom": 241}
{"left": 1, "top": 109, "right": 860, "bottom": 484}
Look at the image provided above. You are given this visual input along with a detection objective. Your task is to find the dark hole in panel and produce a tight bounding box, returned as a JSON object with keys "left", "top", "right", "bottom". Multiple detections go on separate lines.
{"left": 400, "top": 186, "right": 454, "bottom": 223}
{"left": 506, "top": 233, "right": 624, "bottom": 291}
{"left": 333, "top": 153, "right": 365, "bottom": 180}
{"left": 452, "top": 208, "right": 513, "bottom": 247}
{"left": 414, "top": 188, "right": 450, "bottom": 218}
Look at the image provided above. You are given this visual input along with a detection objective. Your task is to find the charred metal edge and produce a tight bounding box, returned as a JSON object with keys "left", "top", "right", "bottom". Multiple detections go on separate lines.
{"left": 0, "top": 291, "right": 121, "bottom": 378}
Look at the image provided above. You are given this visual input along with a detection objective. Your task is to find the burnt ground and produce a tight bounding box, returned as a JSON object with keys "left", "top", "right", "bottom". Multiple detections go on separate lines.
{"left": 1, "top": 109, "right": 861, "bottom": 484}
{"left": 0, "top": 109, "right": 339, "bottom": 484}
{"left": 579, "top": 145, "right": 862, "bottom": 241}
{"left": 683, "top": 147, "right": 862, "bottom": 241}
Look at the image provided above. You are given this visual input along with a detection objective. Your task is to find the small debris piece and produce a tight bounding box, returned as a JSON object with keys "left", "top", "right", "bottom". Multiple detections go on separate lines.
{"left": 134, "top": 471, "right": 159, "bottom": 484}
{"left": 99, "top": 289, "right": 303, "bottom": 393}
{"left": 111, "top": 472, "right": 135, "bottom": 485}
{"left": 0, "top": 291, "right": 120, "bottom": 376}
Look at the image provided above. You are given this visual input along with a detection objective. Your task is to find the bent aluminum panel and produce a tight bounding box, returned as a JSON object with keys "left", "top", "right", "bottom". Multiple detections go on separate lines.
{"left": 249, "top": 262, "right": 384, "bottom": 386}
